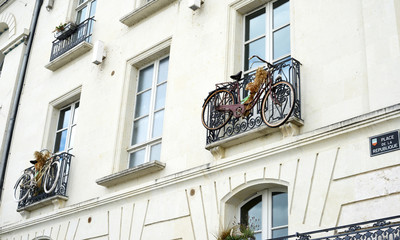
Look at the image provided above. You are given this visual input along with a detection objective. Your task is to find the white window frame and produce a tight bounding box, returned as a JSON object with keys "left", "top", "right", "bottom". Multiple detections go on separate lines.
{"left": 54, "top": 100, "right": 79, "bottom": 153}
{"left": 127, "top": 55, "right": 169, "bottom": 168}
{"left": 76, "top": 0, "right": 96, "bottom": 24}
{"left": 238, "top": 188, "right": 288, "bottom": 240}
{"left": 243, "top": 0, "right": 290, "bottom": 75}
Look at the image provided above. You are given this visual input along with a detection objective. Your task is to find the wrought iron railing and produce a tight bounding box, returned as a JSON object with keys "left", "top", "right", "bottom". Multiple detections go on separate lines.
{"left": 49, "top": 17, "right": 95, "bottom": 61}
{"left": 206, "top": 57, "right": 301, "bottom": 145}
{"left": 268, "top": 215, "right": 400, "bottom": 240}
{"left": 17, "top": 152, "right": 73, "bottom": 211}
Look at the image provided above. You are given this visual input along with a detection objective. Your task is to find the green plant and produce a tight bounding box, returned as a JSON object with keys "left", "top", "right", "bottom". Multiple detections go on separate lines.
{"left": 216, "top": 223, "right": 255, "bottom": 240}
{"left": 53, "top": 22, "right": 68, "bottom": 32}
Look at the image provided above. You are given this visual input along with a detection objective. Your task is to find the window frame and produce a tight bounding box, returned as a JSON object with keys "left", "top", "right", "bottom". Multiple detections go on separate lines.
{"left": 127, "top": 55, "right": 169, "bottom": 168}
{"left": 54, "top": 100, "right": 79, "bottom": 153}
{"left": 238, "top": 187, "right": 288, "bottom": 240}
{"left": 75, "top": 0, "right": 97, "bottom": 24}
{"left": 242, "top": 0, "right": 291, "bottom": 75}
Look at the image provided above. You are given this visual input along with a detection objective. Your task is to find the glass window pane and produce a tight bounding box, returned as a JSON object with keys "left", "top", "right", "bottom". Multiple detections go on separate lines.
{"left": 138, "top": 65, "right": 154, "bottom": 92}
{"left": 150, "top": 143, "right": 161, "bottom": 161}
{"left": 155, "top": 83, "right": 167, "bottom": 110}
{"left": 76, "top": 6, "right": 87, "bottom": 24}
{"left": 272, "top": 228, "right": 288, "bottom": 238}
{"left": 254, "top": 232, "right": 262, "bottom": 240}
{"left": 73, "top": 102, "right": 79, "bottom": 124}
{"left": 135, "top": 90, "right": 151, "bottom": 118}
{"left": 272, "top": 192, "right": 288, "bottom": 227}
{"left": 273, "top": 0, "right": 290, "bottom": 29}
{"left": 245, "top": 8, "right": 266, "bottom": 41}
{"left": 129, "top": 149, "right": 145, "bottom": 168}
{"left": 55, "top": 130, "right": 68, "bottom": 152}
{"left": 245, "top": 37, "right": 266, "bottom": 71}
{"left": 89, "top": 0, "right": 97, "bottom": 17}
{"left": 240, "top": 195, "right": 262, "bottom": 231}
{"left": 152, "top": 110, "right": 164, "bottom": 138}
{"left": 157, "top": 57, "right": 169, "bottom": 84}
{"left": 131, "top": 117, "right": 148, "bottom": 145}
{"left": 273, "top": 26, "right": 290, "bottom": 60}
{"left": 69, "top": 126, "right": 76, "bottom": 149}
{"left": 57, "top": 107, "right": 71, "bottom": 130}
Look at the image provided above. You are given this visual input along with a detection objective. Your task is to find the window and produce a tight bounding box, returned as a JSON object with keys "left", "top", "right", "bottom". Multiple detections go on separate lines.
{"left": 240, "top": 190, "right": 288, "bottom": 240}
{"left": 244, "top": 0, "right": 290, "bottom": 72}
{"left": 76, "top": 0, "right": 96, "bottom": 41}
{"left": 54, "top": 101, "right": 79, "bottom": 153}
{"left": 76, "top": 0, "right": 97, "bottom": 24}
{"left": 129, "top": 56, "right": 169, "bottom": 168}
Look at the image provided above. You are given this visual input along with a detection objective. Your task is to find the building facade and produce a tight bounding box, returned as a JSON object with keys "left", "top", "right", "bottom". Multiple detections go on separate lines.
{"left": 0, "top": 0, "right": 400, "bottom": 239}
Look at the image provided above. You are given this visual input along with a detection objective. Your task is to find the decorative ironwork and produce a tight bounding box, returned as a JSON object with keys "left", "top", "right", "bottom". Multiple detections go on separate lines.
{"left": 17, "top": 152, "right": 73, "bottom": 210}
{"left": 205, "top": 58, "right": 302, "bottom": 145}
{"left": 268, "top": 215, "right": 400, "bottom": 240}
{"left": 49, "top": 17, "right": 95, "bottom": 61}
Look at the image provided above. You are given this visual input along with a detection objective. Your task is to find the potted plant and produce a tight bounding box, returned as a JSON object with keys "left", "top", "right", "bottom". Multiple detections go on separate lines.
{"left": 216, "top": 223, "right": 256, "bottom": 240}
{"left": 53, "top": 22, "right": 77, "bottom": 40}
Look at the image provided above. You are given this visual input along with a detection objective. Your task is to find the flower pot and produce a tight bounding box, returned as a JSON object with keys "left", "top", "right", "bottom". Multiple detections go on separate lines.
{"left": 54, "top": 23, "right": 77, "bottom": 40}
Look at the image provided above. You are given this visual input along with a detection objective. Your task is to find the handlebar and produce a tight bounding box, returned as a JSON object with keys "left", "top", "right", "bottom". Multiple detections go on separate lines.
{"left": 249, "top": 55, "right": 274, "bottom": 68}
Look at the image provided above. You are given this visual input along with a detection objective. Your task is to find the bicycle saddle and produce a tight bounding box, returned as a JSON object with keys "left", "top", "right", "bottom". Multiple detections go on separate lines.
{"left": 230, "top": 71, "right": 242, "bottom": 81}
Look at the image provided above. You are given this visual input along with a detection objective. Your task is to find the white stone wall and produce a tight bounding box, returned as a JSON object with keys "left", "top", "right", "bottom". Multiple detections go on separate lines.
{"left": 0, "top": 0, "right": 400, "bottom": 239}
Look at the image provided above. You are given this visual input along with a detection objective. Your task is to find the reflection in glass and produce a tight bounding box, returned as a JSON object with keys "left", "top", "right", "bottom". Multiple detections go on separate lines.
{"left": 155, "top": 83, "right": 167, "bottom": 110}
{"left": 150, "top": 143, "right": 162, "bottom": 161}
{"left": 135, "top": 90, "right": 151, "bottom": 118}
{"left": 272, "top": 228, "right": 288, "bottom": 238}
{"left": 76, "top": 6, "right": 87, "bottom": 24}
{"left": 273, "top": 26, "right": 290, "bottom": 60}
{"left": 131, "top": 117, "right": 148, "bottom": 145}
{"left": 129, "top": 149, "right": 145, "bottom": 168}
{"left": 55, "top": 130, "right": 68, "bottom": 152}
{"left": 273, "top": 0, "right": 290, "bottom": 29}
{"left": 272, "top": 192, "right": 288, "bottom": 227}
{"left": 241, "top": 195, "right": 262, "bottom": 231}
{"left": 89, "top": 0, "right": 97, "bottom": 17}
{"left": 245, "top": 8, "right": 266, "bottom": 41}
{"left": 158, "top": 57, "right": 169, "bottom": 84}
{"left": 245, "top": 38, "right": 266, "bottom": 71}
{"left": 152, "top": 110, "right": 164, "bottom": 138}
{"left": 138, "top": 65, "right": 154, "bottom": 92}
{"left": 58, "top": 107, "right": 71, "bottom": 130}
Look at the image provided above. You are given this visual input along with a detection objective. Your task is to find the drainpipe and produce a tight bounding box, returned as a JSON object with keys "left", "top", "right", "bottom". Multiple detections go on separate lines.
{"left": 0, "top": 0, "right": 44, "bottom": 201}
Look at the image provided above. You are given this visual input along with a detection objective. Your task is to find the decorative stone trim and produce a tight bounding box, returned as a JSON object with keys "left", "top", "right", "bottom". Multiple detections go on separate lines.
{"left": 120, "top": 0, "right": 176, "bottom": 26}
{"left": 96, "top": 160, "right": 166, "bottom": 187}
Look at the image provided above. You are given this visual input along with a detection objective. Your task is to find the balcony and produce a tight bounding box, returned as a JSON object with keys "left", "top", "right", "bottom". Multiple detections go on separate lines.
{"left": 205, "top": 58, "right": 303, "bottom": 149}
{"left": 45, "top": 18, "right": 95, "bottom": 71}
{"left": 270, "top": 215, "right": 400, "bottom": 240}
{"left": 16, "top": 152, "right": 73, "bottom": 212}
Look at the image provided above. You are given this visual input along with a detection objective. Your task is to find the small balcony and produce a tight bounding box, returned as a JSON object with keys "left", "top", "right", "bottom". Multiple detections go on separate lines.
{"left": 205, "top": 58, "right": 302, "bottom": 148}
{"left": 271, "top": 215, "right": 400, "bottom": 240}
{"left": 45, "top": 18, "right": 95, "bottom": 71}
{"left": 16, "top": 152, "right": 73, "bottom": 212}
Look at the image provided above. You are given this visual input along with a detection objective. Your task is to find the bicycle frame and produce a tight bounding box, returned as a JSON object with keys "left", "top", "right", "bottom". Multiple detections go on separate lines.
{"left": 215, "top": 65, "right": 274, "bottom": 118}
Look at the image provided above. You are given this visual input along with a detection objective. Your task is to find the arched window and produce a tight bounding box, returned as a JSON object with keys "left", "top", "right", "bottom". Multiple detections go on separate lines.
{"left": 239, "top": 189, "right": 288, "bottom": 240}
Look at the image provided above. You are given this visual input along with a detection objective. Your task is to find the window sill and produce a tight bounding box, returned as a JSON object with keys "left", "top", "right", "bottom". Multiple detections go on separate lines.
{"left": 17, "top": 195, "right": 68, "bottom": 212}
{"left": 206, "top": 117, "right": 304, "bottom": 157}
{"left": 45, "top": 41, "right": 93, "bottom": 71}
{"left": 120, "top": 0, "right": 176, "bottom": 26}
{"left": 96, "top": 160, "right": 166, "bottom": 187}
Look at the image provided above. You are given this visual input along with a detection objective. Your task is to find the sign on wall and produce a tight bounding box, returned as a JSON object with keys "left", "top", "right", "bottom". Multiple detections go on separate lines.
{"left": 370, "top": 130, "right": 400, "bottom": 157}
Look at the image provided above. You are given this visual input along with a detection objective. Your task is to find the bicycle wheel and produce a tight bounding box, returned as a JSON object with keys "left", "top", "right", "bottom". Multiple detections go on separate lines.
{"left": 43, "top": 160, "right": 61, "bottom": 194}
{"left": 14, "top": 172, "right": 34, "bottom": 202}
{"left": 201, "top": 89, "right": 234, "bottom": 130}
{"left": 261, "top": 81, "right": 295, "bottom": 128}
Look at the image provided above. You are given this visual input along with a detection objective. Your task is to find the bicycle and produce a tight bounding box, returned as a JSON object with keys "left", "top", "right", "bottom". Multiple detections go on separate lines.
{"left": 13, "top": 149, "right": 61, "bottom": 202}
{"left": 201, "top": 55, "right": 295, "bottom": 130}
